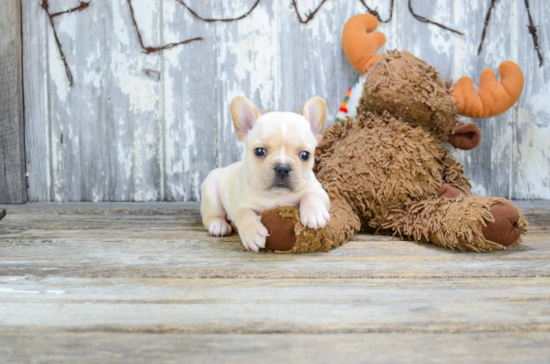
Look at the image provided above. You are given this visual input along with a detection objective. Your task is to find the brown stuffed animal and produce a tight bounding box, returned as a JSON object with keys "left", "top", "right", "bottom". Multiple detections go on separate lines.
{"left": 258, "top": 14, "right": 527, "bottom": 253}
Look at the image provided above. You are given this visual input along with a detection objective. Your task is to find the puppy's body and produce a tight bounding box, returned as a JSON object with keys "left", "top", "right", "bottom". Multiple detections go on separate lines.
{"left": 201, "top": 98, "right": 330, "bottom": 252}
{"left": 205, "top": 160, "right": 325, "bottom": 222}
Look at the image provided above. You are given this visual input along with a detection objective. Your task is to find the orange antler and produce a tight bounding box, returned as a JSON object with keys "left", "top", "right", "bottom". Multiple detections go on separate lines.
{"left": 451, "top": 61, "right": 524, "bottom": 119}
{"left": 342, "top": 14, "right": 386, "bottom": 74}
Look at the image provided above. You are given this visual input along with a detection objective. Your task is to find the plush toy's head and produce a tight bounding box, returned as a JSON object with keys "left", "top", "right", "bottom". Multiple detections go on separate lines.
{"left": 342, "top": 14, "right": 525, "bottom": 150}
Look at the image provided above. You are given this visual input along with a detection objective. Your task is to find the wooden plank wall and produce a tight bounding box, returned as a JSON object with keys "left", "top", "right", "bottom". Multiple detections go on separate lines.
{"left": 22, "top": 0, "right": 550, "bottom": 202}
{"left": 0, "top": 0, "right": 26, "bottom": 204}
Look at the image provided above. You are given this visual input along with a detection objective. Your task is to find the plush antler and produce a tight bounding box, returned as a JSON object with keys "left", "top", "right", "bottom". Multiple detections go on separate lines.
{"left": 451, "top": 61, "right": 524, "bottom": 119}
{"left": 342, "top": 14, "right": 386, "bottom": 74}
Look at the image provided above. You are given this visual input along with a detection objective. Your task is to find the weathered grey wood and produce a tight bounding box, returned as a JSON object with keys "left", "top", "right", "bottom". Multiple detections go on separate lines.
{"left": 21, "top": 0, "right": 550, "bottom": 201}
{"left": 162, "top": 1, "right": 221, "bottom": 201}
{"left": 0, "top": 205, "right": 548, "bottom": 279}
{"left": 0, "top": 0, "right": 26, "bottom": 204}
{"left": 0, "top": 332, "right": 548, "bottom": 364}
{"left": 0, "top": 201, "right": 201, "bottom": 213}
{"left": 0, "top": 203, "right": 549, "bottom": 362}
{"left": 22, "top": 0, "right": 51, "bottom": 202}
{"left": 1, "top": 276, "right": 550, "bottom": 333}
{"left": 47, "top": 0, "right": 163, "bottom": 202}
{"left": 513, "top": 0, "right": 550, "bottom": 199}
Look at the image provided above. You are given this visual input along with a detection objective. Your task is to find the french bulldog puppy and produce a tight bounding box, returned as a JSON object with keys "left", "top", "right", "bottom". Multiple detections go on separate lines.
{"left": 200, "top": 96, "right": 331, "bottom": 252}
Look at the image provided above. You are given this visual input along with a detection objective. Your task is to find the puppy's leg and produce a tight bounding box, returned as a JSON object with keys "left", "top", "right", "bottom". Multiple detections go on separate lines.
{"left": 300, "top": 190, "right": 331, "bottom": 229}
{"left": 201, "top": 170, "right": 232, "bottom": 237}
{"left": 234, "top": 208, "right": 269, "bottom": 252}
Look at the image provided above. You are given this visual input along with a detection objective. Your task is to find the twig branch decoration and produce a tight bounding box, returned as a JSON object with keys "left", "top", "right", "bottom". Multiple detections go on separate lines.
{"left": 127, "top": 0, "right": 202, "bottom": 54}
{"left": 408, "top": 0, "right": 464, "bottom": 35}
{"left": 291, "top": 0, "right": 328, "bottom": 24}
{"left": 478, "top": 0, "right": 499, "bottom": 55}
{"left": 478, "top": 0, "right": 543, "bottom": 66}
{"left": 524, "top": 0, "right": 543, "bottom": 66}
{"left": 358, "top": 0, "right": 394, "bottom": 23}
{"left": 41, "top": 0, "right": 91, "bottom": 86}
{"left": 174, "top": 0, "right": 261, "bottom": 23}
{"left": 42, "top": 0, "right": 544, "bottom": 87}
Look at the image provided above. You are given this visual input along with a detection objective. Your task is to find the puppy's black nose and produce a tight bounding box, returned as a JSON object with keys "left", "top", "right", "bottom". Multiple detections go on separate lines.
{"left": 274, "top": 164, "right": 291, "bottom": 178}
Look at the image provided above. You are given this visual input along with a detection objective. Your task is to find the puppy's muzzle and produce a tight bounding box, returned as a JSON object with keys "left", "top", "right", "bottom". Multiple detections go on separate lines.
{"left": 274, "top": 164, "right": 291, "bottom": 179}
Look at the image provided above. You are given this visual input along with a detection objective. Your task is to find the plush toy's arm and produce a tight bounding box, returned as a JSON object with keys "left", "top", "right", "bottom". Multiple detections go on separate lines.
{"left": 439, "top": 150, "right": 472, "bottom": 195}
{"left": 451, "top": 61, "right": 524, "bottom": 119}
{"left": 260, "top": 198, "right": 360, "bottom": 253}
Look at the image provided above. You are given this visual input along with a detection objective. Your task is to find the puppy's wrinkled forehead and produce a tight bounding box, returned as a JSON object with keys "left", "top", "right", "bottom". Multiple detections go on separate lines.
{"left": 246, "top": 112, "right": 316, "bottom": 147}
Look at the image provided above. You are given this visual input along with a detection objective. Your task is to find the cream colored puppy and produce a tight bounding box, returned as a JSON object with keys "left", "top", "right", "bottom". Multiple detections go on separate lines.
{"left": 200, "top": 96, "right": 331, "bottom": 252}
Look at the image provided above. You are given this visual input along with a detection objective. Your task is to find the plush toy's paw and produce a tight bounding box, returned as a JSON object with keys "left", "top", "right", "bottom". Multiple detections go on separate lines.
{"left": 261, "top": 209, "right": 297, "bottom": 251}
{"left": 300, "top": 204, "right": 330, "bottom": 229}
{"left": 208, "top": 220, "right": 232, "bottom": 237}
{"left": 260, "top": 206, "right": 343, "bottom": 253}
{"left": 238, "top": 221, "right": 269, "bottom": 252}
{"left": 482, "top": 200, "right": 525, "bottom": 246}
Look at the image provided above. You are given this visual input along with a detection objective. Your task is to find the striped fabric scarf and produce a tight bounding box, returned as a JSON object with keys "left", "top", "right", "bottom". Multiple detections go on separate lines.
{"left": 334, "top": 75, "right": 366, "bottom": 124}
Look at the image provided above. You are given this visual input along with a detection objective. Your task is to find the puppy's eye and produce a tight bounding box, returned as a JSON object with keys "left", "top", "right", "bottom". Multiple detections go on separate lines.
{"left": 299, "top": 151, "right": 310, "bottom": 161}
{"left": 254, "top": 148, "right": 267, "bottom": 157}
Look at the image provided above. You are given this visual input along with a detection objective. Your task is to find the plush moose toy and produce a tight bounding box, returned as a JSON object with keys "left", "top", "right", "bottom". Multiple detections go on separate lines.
{"left": 258, "top": 14, "right": 527, "bottom": 253}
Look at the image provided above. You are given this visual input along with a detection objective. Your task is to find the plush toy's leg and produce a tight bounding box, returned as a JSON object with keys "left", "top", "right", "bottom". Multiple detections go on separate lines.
{"left": 260, "top": 198, "right": 360, "bottom": 253}
{"left": 380, "top": 195, "right": 527, "bottom": 252}
{"left": 440, "top": 154, "right": 472, "bottom": 195}
{"left": 322, "top": 198, "right": 361, "bottom": 250}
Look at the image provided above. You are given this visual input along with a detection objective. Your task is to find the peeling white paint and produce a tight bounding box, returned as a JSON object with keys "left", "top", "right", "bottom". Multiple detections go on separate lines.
{"left": 24, "top": 0, "right": 550, "bottom": 202}
{"left": 0, "top": 287, "right": 40, "bottom": 294}
{"left": 231, "top": 7, "right": 278, "bottom": 108}
{"left": 46, "top": 290, "right": 66, "bottom": 295}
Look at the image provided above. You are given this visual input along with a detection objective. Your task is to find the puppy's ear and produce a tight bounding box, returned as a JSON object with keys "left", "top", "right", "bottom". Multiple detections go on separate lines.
{"left": 230, "top": 96, "right": 261, "bottom": 141}
{"left": 303, "top": 96, "right": 327, "bottom": 143}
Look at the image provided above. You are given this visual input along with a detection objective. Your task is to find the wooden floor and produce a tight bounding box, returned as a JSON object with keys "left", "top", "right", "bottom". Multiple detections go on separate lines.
{"left": 0, "top": 202, "right": 549, "bottom": 363}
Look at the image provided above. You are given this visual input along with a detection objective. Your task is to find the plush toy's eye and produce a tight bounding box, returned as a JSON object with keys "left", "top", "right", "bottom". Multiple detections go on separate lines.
{"left": 254, "top": 148, "right": 267, "bottom": 157}
{"left": 300, "top": 151, "right": 310, "bottom": 161}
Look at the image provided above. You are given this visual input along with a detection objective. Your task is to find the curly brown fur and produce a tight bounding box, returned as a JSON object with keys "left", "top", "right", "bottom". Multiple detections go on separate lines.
{"left": 440, "top": 151, "right": 472, "bottom": 194}
{"left": 256, "top": 50, "right": 526, "bottom": 254}
{"left": 261, "top": 199, "right": 359, "bottom": 254}
{"left": 310, "top": 110, "right": 525, "bottom": 252}
{"left": 382, "top": 195, "right": 527, "bottom": 252}
{"left": 316, "top": 111, "right": 453, "bottom": 223}
{"left": 358, "top": 50, "right": 458, "bottom": 142}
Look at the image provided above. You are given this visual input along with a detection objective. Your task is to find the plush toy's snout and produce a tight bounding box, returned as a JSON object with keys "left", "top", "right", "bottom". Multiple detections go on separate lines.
{"left": 448, "top": 123, "right": 482, "bottom": 150}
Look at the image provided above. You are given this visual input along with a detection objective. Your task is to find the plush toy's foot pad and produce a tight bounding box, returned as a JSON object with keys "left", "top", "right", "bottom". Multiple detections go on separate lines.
{"left": 260, "top": 209, "right": 297, "bottom": 251}
{"left": 482, "top": 200, "right": 523, "bottom": 246}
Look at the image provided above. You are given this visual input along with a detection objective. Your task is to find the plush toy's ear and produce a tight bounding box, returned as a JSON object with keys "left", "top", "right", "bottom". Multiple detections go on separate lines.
{"left": 303, "top": 96, "right": 327, "bottom": 143}
{"left": 448, "top": 123, "right": 482, "bottom": 150}
{"left": 230, "top": 96, "right": 262, "bottom": 141}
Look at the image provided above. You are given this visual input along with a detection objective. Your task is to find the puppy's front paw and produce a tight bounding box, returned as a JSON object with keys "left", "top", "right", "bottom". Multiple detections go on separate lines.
{"left": 209, "top": 220, "right": 232, "bottom": 237}
{"left": 239, "top": 222, "right": 269, "bottom": 252}
{"left": 300, "top": 204, "right": 330, "bottom": 229}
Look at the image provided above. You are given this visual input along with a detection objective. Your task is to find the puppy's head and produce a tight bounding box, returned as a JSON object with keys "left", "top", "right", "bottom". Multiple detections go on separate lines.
{"left": 230, "top": 96, "right": 326, "bottom": 193}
